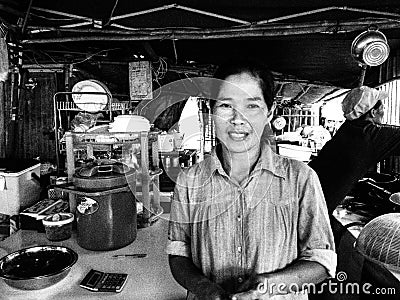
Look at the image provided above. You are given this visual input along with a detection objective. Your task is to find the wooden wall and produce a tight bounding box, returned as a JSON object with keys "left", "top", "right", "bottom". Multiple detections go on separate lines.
{"left": 16, "top": 71, "right": 58, "bottom": 162}
{"left": 1, "top": 71, "right": 59, "bottom": 162}
{"left": 0, "top": 80, "right": 10, "bottom": 157}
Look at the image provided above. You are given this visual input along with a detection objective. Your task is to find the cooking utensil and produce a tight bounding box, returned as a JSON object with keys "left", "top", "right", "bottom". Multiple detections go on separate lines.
{"left": 112, "top": 253, "right": 147, "bottom": 258}
{"left": 351, "top": 28, "right": 390, "bottom": 86}
{"left": 360, "top": 178, "right": 400, "bottom": 207}
{"left": 351, "top": 28, "right": 390, "bottom": 67}
{"left": 72, "top": 79, "right": 111, "bottom": 112}
{"left": 56, "top": 172, "right": 138, "bottom": 250}
{"left": 73, "top": 160, "right": 136, "bottom": 191}
{"left": 0, "top": 245, "right": 78, "bottom": 290}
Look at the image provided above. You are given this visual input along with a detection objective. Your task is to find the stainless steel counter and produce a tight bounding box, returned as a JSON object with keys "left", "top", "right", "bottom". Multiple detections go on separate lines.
{"left": 0, "top": 216, "right": 186, "bottom": 300}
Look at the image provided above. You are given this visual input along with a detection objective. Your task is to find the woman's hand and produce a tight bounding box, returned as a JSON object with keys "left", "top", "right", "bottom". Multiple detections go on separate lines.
{"left": 195, "top": 281, "right": 230, "bottom": 300}
{"left": 230, "top": 274, "right": 270, "bottom": 300}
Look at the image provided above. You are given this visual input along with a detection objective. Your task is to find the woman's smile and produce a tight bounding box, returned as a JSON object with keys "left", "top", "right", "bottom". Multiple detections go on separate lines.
{"left": 228, "top": 129, "right": 250, "bottom": 141}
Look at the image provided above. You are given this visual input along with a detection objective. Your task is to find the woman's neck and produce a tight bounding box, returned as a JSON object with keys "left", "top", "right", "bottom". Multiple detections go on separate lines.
{"left": 219, "top": 145, "right": 261, "bottom": 185}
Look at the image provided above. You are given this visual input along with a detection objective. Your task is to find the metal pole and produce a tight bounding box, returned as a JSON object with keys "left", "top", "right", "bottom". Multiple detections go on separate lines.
{"left": 21, "top": 0, "right": 34, "bottom": 34}
{"left": 359, "top": 65, "right": 368, "bottom": 86}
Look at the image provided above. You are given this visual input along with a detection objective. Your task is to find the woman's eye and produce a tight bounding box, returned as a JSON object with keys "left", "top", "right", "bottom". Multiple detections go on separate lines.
{"left": 248, "top": 104, "right": 260, "bottom": 109}
{"left": 217, "top": 103, "right": 232, "bottom": 109}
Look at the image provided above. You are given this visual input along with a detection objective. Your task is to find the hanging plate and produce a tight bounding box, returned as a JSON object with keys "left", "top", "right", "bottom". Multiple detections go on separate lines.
{"left": 71, "top": 80, "right": 111, "bottom": 112}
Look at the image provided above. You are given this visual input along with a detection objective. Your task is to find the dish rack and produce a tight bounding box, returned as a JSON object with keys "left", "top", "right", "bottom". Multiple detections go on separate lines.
{"left": 64, "top": 131, "right": 161, "bottom": 227}
{"left": 53, "top": 91, "right": 131, "bottom": 172}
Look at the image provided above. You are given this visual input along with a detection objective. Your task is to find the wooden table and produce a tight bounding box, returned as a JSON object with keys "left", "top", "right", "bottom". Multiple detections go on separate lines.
{"left": 0, "top": 216, "right": 186, "bottom": 300}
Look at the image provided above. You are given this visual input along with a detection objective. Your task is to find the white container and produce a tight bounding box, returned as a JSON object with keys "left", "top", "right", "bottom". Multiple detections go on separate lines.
{"left": 0, "top": 162, "right": 41, "bottom": 215}
{"left": 109, "top": 115, "right": 150, "bottom": 132}
{"left": 173, "top": 132, "right": 185, "bottom": 150}
{"left": 158, "top": 134, "right": 174, "bottom": 152}
{"left": 277, "top": 144, "right": 312, "bottom": 162}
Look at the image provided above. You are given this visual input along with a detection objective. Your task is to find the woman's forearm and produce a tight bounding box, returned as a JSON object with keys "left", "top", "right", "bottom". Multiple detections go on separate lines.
{"left": 232, "top": 260, "right": 329, "bottom": 299}
{"left": 168, "top": 255, "right": 229, "bottom": 300}
{"left": 263, "top": 260, "right": 329, "bottom": 295}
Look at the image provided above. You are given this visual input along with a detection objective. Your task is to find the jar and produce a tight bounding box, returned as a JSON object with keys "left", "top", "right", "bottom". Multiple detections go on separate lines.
{"left": 42, "top": 213, "right": 74, "bottom": 241}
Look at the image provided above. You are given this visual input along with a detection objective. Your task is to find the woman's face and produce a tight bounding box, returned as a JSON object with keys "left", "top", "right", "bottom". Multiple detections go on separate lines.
{"left": 213, "top": 72, "right": 274, "bottom": 154}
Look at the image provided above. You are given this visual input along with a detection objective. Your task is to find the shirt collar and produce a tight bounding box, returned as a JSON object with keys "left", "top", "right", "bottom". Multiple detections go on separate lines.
{"left": 208, "top": 142, "right": 286, "bottom": 179}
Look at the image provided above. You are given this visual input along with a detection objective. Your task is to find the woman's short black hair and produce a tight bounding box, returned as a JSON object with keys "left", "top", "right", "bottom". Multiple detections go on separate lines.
{"left": 210, "top": 60, "right": 275, "bottom": 110}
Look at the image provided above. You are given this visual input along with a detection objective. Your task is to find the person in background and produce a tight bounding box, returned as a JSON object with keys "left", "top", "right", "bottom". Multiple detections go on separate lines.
{"left": 309, "top": 86, "right": 400, "bottom": 214}
{"left": 166, "top": 61, "right": 336, "bottom": 300}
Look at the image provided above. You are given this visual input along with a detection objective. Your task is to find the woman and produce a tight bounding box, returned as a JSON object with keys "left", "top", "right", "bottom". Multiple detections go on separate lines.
{"left": 166, "top": 61, "right": 336, "bottom": 300}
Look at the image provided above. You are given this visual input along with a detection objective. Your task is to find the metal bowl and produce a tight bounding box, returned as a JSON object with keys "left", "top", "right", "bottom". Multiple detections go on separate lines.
{"left": 0, "top": 245, "right": 78, "bottom": 290}
{"left": 351, "top": 29, "right": 390, "bottom": 66}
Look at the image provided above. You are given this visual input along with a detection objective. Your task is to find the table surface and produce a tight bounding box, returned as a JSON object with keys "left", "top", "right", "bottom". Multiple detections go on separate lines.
{"left": 0, "top": 215, "right": 187, "bottom": 300}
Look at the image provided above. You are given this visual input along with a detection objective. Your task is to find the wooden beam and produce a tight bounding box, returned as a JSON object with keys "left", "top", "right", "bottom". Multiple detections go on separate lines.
{"left": 23, "top": 18, "right": 400, "bottom": 44}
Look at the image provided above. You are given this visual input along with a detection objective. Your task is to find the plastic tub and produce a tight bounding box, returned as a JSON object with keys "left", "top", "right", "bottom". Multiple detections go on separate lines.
{"left": 277, "top": 144, "right": 312, "bottom": 162}
{"left": 42, "top": 213, "right": 74, "bottom": 241}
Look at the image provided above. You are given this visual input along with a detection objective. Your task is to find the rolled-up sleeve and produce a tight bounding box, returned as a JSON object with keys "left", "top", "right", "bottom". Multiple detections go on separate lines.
{"left": 297, "top": 168, "right": 337, "bottom": 278}
{"left": 165, "top": 171, "right": 192, "bottom": 258}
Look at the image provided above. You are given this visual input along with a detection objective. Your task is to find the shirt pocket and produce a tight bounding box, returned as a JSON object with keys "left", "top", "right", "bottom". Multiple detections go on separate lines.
{"left": 265, "top": 179, "right": 294, "bottom": 206}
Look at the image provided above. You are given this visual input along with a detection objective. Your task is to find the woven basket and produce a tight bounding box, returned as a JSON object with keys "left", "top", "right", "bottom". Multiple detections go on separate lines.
{"left": 355, "top": 213, "right": 400, "bottom": 272}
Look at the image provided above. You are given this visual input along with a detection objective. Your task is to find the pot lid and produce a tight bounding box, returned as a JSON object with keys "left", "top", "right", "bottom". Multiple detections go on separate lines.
{"left": 75, "top": 160, "right": 133, "bottom": 179}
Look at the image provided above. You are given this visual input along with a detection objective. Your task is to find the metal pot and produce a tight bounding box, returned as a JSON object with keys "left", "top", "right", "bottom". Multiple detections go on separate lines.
{"left": 363, "top": 172, "right": 398, "bottom": 190}
{"left": 0, "top": 246, "right": 78, "bottom": 290}
{"left": 351, "top": 28, "right": 390, "bottom": 66}
{"left": 73, "top": 160, "right": 135, "bottom": 191}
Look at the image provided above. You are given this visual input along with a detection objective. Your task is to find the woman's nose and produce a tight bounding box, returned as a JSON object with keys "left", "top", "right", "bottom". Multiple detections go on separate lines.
{"left": 230, "top": 109, "right": 246, "bottom": 124}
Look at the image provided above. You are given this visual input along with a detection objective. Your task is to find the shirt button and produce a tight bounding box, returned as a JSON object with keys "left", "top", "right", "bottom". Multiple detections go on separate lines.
{"left": 238, "top": 277, "right": 244, "bottom": 283}
{"left": 237, "top": 246, "right": 242, "bottom": 253}
{"left": 237, "top": 215, "right": 242, "bottom": 221}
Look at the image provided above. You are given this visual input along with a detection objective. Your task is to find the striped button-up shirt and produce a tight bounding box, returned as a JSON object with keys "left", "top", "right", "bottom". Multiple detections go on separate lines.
{"left": 166, "top": 142, "right": 336, "bottom": 299}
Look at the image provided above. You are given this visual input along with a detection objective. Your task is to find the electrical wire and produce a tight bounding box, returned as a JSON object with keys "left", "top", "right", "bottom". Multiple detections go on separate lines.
{"left": 39, "top": 50, "right": 63, "bottom": 64}
{"left": 104, "top": 0, "right": 120, "bottom": 26}
{"left": 151, "top": 57, "right": 168, "bottom": 84}
{"left": 71, "top": 48, "right": 120, "bottom": 65}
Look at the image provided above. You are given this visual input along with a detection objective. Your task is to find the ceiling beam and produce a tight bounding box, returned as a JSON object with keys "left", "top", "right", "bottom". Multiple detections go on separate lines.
{"left": 256, "top": 6, "right": 400, "bottom": 25}
{"left": 22, "top": 18, "right": 400, "bottom": 44}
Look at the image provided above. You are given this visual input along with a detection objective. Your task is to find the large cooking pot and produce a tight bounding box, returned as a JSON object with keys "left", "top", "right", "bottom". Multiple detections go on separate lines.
{"left": 58, "top": 160, "right": 137, "bottom": 250}
{"left": 73, "top": 159, "right": 136, "bottom": 191}
{"left": 351, "top": 28, "right": 390, "bottom": 67}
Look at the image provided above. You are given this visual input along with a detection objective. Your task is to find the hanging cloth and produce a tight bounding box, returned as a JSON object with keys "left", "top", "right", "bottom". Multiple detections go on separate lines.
{"left": 0, "top": 37, "right": 9, "bottom": 82}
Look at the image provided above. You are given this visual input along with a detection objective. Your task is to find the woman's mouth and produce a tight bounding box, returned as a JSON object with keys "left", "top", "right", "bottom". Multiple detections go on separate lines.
{"left": 228, "top": 131, "right": 249, "bottom": 141}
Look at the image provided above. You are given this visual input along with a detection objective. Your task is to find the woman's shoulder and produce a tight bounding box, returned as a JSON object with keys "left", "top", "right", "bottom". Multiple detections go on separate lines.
{"left": 176, "top": 156, "right": 214, "bottom": 183}
{"left": 277, "top": 154, "right": 316, "bottom": 179}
